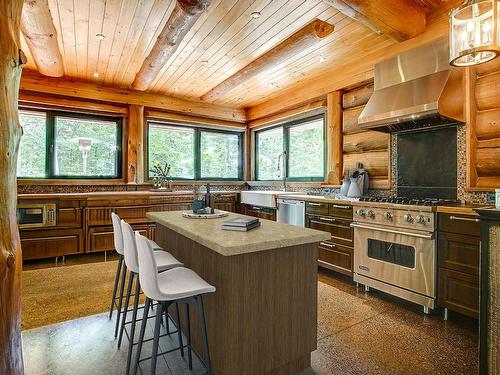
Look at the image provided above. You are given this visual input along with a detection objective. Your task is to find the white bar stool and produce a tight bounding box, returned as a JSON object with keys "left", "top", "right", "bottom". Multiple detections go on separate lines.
{"left": 133, "top": 233, "right": 216, "bottom": 375}
{"left": 119, "top": 220, "right": 184, "bottom": 375}
{"left": 109, "top": 213, "right": 164, "bottom": 337}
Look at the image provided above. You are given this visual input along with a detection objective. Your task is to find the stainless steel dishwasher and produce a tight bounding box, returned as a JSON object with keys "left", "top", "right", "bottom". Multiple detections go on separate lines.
{"left": 277, "top": 199, "right": 305, "bottom": 227}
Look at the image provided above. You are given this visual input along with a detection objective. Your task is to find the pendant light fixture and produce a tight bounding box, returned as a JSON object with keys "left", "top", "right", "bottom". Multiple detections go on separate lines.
{"left": 449, "top": 0, "right": 500, "bottom": 66}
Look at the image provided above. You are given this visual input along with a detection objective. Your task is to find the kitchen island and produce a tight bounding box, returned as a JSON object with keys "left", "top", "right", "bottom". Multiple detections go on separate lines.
{"left": 147, "top": 211, "right": 330, "bottom": 375}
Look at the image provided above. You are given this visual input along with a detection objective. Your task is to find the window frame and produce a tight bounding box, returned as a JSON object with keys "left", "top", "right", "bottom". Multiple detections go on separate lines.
{"left": 17, "top": 108, "right": 123, "bottom": 180}
{"left": 254, "top": 114, "right": 326, "bottom": 182}
{"left": 146, "top": 121, "right": 244, "bottom": 181}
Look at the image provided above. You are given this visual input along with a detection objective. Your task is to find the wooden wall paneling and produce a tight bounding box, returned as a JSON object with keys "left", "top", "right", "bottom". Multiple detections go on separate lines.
{"left": 476, "top": 108, "right": 500, "bottom": 140}
{"left": 343, "top": 150, "right": 389, "bottom": 179}
{"left": 19, "top": 90, "right": 128, "bottom": 115}
{"left": 475, "top": 71, "right": 500, "bottom": 111}
{"left": 20, "top": 70, "right": 247, "bottom": 122}
{"left": 465, "top": 67, "right": 478, "bottom": 189}
{"left": 475, "top": 141, "right": 500, "bottom": 176}
{"left": 145, "top": 109, "right": 246, "bottom": 129}
{"left": 327, "top": 91, "right": 343, "bottom": 184}
{"left": 247, "top": 99, "right": 327, "bottom": 129}
{"left": 322, "top": 0, "right": 426, "bottom": 41}
{"left": 343, "top": 131, "right": 390, "bottom": 153}
{"left": 0, "top": 1, "right": 25, "bottom": 372}
{"left": 200, "top": 19, "right": 335, "bottom": 102}
{"left": 476, "top": 57, "right": 500, "bottom": 77}
{"left": 20, "top": 0, "right": 64, "bottom": 77}
{"left": 342, "top": 105, "right": 365, "bottom": 134}
{"left": 342, "top": 82, "right": 373, "bottom": 109}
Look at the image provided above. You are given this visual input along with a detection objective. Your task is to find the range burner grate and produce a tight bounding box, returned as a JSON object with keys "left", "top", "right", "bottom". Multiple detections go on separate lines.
{"left": 358, "top": 196, "right": 459, "bottom": 206}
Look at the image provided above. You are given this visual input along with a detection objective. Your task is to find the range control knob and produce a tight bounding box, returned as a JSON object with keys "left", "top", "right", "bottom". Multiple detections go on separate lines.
{"left": 404, "top": 214, "right": 414, "bottom": 223}
{"left": 384, "top": 212, "right": 393, "bottom": 220}
{"left": 356, "top": 209, "right": 366, "bottom": 217}
{"left": 417, "top": 215, "right": 428, "bottom": 224}
{"left": 367, "top": 210, "right": 376, "bottom": 219}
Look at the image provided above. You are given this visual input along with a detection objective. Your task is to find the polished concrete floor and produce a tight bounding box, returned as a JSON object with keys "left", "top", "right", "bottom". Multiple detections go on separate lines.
{"left": 22, "top": 268, "right": 478, "bottom": 375}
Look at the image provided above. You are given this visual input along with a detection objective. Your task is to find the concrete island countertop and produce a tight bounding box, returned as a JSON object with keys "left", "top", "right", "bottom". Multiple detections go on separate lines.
{"left": 147, "top": 211, "right": 330, "bottom": 256}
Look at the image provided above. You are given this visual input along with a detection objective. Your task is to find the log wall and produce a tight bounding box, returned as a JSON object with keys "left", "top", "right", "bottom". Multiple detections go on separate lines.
{"left": 470, "top": 59, "right": 500, "bottom": 190}
{"left": 341, "top": 82, "right": 391, "bottom": 188}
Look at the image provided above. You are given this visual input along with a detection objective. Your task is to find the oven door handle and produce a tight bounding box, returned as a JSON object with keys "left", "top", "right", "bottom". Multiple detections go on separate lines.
{"left": 350, "top": 223, "right": 434, "bottom": 240}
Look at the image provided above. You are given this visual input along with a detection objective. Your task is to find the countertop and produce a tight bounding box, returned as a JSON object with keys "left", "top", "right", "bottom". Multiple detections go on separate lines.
{"left": 147, "top": 211, "right": 330, "bottom": 256}
{"left": 277, "top": 194, "right": 487, "bottom": 215}
{"left": 17, "top": 190, "right": 238, "bottom": 200}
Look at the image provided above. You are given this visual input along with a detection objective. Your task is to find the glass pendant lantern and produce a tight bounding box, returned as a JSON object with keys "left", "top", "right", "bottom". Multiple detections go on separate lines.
{"left": 449, "top": 0, "right": 500, "bottom": 66}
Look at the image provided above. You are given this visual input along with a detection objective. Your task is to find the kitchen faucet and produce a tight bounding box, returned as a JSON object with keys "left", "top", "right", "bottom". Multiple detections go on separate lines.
{"left": 277, "top": 151, "right": 287, "bottom": 192}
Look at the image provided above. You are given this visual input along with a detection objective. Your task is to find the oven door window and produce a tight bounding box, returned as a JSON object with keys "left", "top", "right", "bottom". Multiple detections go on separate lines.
{"left": 18, "top": 208, "right": 44, "bottom": 225}
{"left": 367, "top": 239, "right": 416, "bottom": 268}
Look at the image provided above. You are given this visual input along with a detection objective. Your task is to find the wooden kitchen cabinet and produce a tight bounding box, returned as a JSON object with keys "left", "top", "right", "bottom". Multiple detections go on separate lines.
{"left": 243, "top": 204, "right": 277, "bottom": 221}
{"left": 437, "top": 213, "right": 480, "bottom": 319}
{"left": 305, "top": 202, "right": 354, "bottom": 276}
{"left": 19, "top": 192, "right": 239, "bottom": 260}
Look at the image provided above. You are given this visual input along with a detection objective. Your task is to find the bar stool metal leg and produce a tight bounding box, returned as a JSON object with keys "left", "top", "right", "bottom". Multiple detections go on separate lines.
{"left": 114, "top": 263, "right": 128, "bottom": 338}
{"left": 133, "top": 297, "right": 151, "bottom": 375}
{"left": 185, "top": 303, "right": 192, "bottom": 370}
{"left": 118, "top": 272, "right": 135, "bottom": 348}
{"left": 175, "top": 302, "right": 184, "bottom": 358}
{"left": 150, "top": 302, "right": 164, "bottom": 375}
{"left": 197, "top": 295, "right": 212, "bottom": 375}
{"left": 125, "top": 277, "right": 141, "bottom": 375}
{"left": 109, "top": 254, "right": 123, "bottom": 319}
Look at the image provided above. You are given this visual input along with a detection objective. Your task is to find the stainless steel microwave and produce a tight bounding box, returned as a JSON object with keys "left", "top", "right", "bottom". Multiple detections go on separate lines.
{"left": 17, "top": 203, "right": 57, "bottom": 228}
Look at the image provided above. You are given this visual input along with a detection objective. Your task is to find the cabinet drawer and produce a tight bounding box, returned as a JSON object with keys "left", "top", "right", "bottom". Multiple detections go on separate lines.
{"left": 21, "top": 232, "right": 82, "bottom": 260}
{"left": 58, "top": 207, "right": 83, "bottom": 228}
{"left": 318, "top": 242, "right": 353, "bottom": 276}
{"left": 307, "top": 215, "right": 353, "bottom": 246}
{"left": 438, "top": 213, "right": 480, "bottom": 236}
{"left": 88, "top": 225, "right": 148, "bottom": 252}
{"left": 306, "top": 202, "right": 329, "bottom": 216}
{"left": 439, "top": 268, "right": 479, "bottom": 319}
{"left": 438, "top": 232, "right": 480, "bottom": 275}
{"left": 244, "top": 205, "right": 276, "bottom": 221}
{"left": 328, "top": 204, "right": 353, "bottom": 219}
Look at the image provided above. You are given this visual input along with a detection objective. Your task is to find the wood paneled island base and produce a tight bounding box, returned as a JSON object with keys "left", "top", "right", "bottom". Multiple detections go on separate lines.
{"left": 148, "top": 211, "right": 330, "bottom": 375}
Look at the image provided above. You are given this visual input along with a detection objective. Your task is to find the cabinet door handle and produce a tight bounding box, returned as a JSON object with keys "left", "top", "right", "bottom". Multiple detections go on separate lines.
{"left": 308, "top": 202, "right": 324, "bottom": 206}
{"left": 319, "top": 217, "right": 336, "bottom": 222}
{"left": 331, "top": 204, "right": 350, "bottom": 209}
{"left": 449, "top": 215, "right": 480, "bottom": 223}
{"left": 320, "top": 242, "right": 335, "bottom": 248}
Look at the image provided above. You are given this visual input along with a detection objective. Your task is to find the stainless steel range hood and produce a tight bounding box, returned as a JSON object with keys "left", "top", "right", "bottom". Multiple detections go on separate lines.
{"left": 358, "top": 38, "right": 464, "bottom": 133}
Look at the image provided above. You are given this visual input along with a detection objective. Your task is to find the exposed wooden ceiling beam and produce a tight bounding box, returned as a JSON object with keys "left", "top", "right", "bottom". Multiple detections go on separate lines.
{"left": 20, "top": 70, "right": 247, "bottom": 123}
{"left": 322, "top": 0, "right": 426, "bottom": 41}
{"left": 131, "top": 0, "right": 211, "bottom": 91}
{"left": 201, "top": 19, "right": 334, "bottom": 103}
{"left": 20, "top": 0, "right": 64, "bottom": 77}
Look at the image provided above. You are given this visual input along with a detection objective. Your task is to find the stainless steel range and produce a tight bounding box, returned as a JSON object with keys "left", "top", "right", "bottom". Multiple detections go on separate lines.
{"left": 351, "top": 197, "right": 456, "bottom": 313}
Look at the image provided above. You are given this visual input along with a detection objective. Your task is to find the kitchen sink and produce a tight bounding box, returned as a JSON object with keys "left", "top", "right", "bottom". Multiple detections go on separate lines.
{"left": 240, "top": 190, "right": 301, "bottom": 208}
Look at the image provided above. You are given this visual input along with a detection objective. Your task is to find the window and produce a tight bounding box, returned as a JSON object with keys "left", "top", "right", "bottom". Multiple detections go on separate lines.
{"left": 147, "top": 122, "right": 243, "bottom": 180}
{"left": 17, "top": 110, "right": 122, "bottom": 179}
{"left": 255, "top": 115, "right": 325, "bottom": 181}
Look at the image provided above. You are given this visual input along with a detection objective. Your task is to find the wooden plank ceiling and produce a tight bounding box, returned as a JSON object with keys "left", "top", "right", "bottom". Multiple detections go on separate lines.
{"left": 20, "top": 0, "right": 457, "bottom": 110}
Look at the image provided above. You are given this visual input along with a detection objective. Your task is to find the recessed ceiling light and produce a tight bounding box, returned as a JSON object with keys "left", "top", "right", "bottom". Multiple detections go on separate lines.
{"left": 96, "top": 33, "right": 106, "bottom": 40}
{"left": 250, "top": 11, "right": 261, "bottom": 19}
{"left": 174, "top": 87, "right": 179, "bottom": 92}
{"left": 92, "top": 72, "right": 99, "bottom": 77}
{"left": 237, "top": 97, "right": 244, "bottom": 102}
{"left": 319, "top": 56, "right": 326, "bottom": 63}
{"left": 201, "top": 60, "right": 209, "bottom": 66}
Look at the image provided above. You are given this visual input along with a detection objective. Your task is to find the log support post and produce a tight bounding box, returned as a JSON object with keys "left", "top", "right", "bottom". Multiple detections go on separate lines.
{"left": 327, "top": 91, "right": 343, "bottom": 185}
{"left": 1, "top": 0, "right": 27, "bottom": 374}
